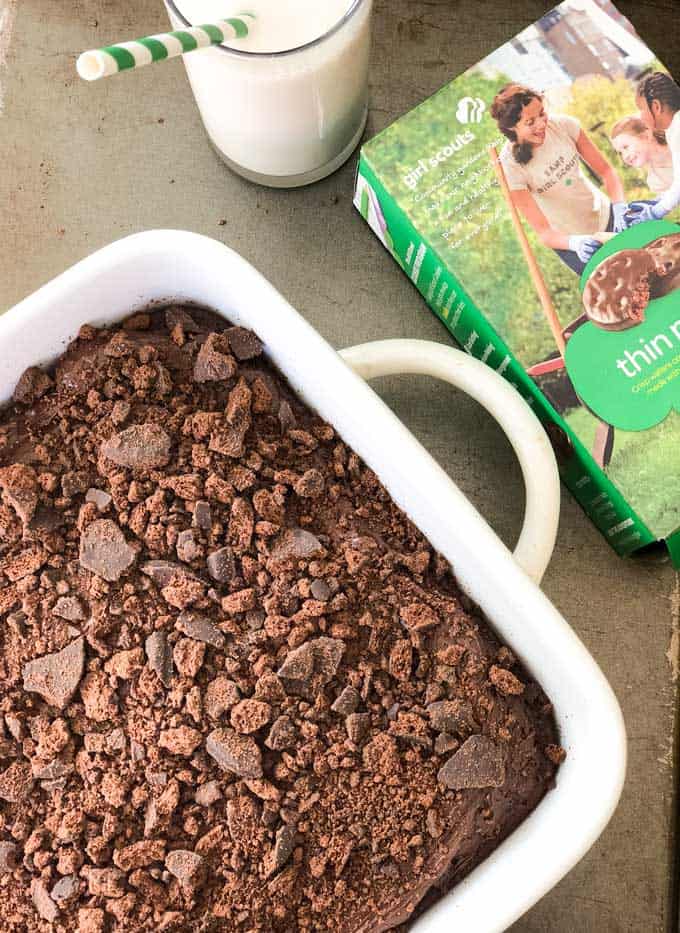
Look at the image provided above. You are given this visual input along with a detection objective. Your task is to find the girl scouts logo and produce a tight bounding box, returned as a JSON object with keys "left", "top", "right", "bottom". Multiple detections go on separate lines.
{"left": 456, "top": 97, "right": 486, "bottom": 124}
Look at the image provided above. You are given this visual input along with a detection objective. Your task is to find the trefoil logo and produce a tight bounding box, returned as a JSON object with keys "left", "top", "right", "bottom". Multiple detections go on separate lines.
{"left": 456, "top": 97, "right": 486, "bottom": 124}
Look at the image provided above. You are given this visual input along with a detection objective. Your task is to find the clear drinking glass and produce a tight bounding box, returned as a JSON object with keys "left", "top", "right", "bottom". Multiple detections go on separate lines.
{"left": 164, "top": 0, "right": 373, "bottom": 188}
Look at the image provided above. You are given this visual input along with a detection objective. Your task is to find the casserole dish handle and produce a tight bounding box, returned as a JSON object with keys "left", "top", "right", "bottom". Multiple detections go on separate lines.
{"left": 339, "top": 339, "right": 560, "bottom": 586}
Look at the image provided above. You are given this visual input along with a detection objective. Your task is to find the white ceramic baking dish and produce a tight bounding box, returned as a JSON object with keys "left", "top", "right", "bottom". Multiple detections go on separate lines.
{"left": 0, "top": 230, "right": 626, "bottom": 932}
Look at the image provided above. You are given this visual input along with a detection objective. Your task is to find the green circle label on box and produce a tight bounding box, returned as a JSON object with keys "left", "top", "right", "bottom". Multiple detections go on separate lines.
{"left": 565, "top": 222, "right": 680, "bottom": 432}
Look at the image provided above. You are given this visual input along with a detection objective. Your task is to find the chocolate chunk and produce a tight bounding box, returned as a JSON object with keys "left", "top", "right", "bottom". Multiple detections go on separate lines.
{"left": 277, "top": 642, "right": 314, "bottom": 682}
{"left": 206, "top": 728, "right": 263, "bottom": 779}
{"left": 176, "top": 528, "right": 202, "bottom": 563}
{"left": 278, "top": 400, "right": 297, "bottom": 432}
{"left": 225, "top": 326, "right": 263, "bottom": 361}
{"left": 265, "top": 824, "right": 296, "bottom": 877}
{"left": 141, "top": 560, "right": 199, "bottom": 588}
{"left": 176, "top": 611, "right": 225, "bottom": 648}
{"left": 195, "top": 780, "right": 222, "bottom": 807}
{"left": 310, "top": 578, "right": 331, "bottom": 602}
{"left": 313, "top": 637, "right": 345, "bottom": 681}
{"left": 145, "top": 631, "right": 174, "bottom": 687}
{"left": 165, "top": 306, "right": 200, "bottom": 333}
{"left": 270, "top": 527, "right": 325, "bottom": 564}
{"left": 277, "top": 636, "right": 344, "bottom": 687}
{"left": 209, "top": 379, "right": 252, "bottom": 461}
{"left": 106, "top": 728, "right": 126, "bottom": 753}
{"left": 194, "top": 333, "right": 238, "bottom": 383}
{"left": 331, "top": 685, "right": 360, "bottom": 716}
{"left": 265, "top": 715, "right": 298, "bottom": 751}
{"left": 206, "top": 546, "right": 236, "bottom": 584}
{"left": 438, "top": 735, "right": 506, "bottom": 789}
{"left": 22, "top": 637, "right": 85, "bottom": 709}
{"left": 427, "top": 700, "right": 477, "bottom": 736}
{"left": 346, "top": 712, "right": 371, "bottom": 744}
{"left": 53, "top": 595, "right": 85, "bottom": 622}
{"left": 101, "top": 423, "right": 172, "bottom": 471}
{"left": 31, "top": 879, "right": 59, "bottom": 922}
{"left": 0, "top": 463, "right": 38, "bottom": 525}
{"left": 86, "top": 487, "right": 112, "bottom": 512}
{"left": 0, "top": 841, "right": 18, "bottom": 873}
{"left": 79, "top": 519, "right": 136, "bottom": 582}
{"left": 130, "top": 739, "right": 145, "bottom": 763}
{"left": 35, "top": 758, "right": 73, "bottom": 781}
{"left": 193, "top": 500, "right": 212, "bottom": 530}
{"left": 0, "top": 761, "right": 33, "bottom": 802}
{"left": 50, "top": 874, "right": 80, "bottom": 905}
{"left": 13, "top": 366, "right": 52, "bottom": 405}
{"left": 166, "top": 849, "right": 205, "bottom": 891}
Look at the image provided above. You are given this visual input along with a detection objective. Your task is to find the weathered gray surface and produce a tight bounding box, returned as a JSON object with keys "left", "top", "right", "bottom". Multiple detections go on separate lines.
{"left": 0, "top": 1, "right": 678, "bottom": 930}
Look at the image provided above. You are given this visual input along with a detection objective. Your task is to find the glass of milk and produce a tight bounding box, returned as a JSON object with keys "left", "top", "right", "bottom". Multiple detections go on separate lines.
{"left": 164, "top": 0, "right": 373, "bottom": 187}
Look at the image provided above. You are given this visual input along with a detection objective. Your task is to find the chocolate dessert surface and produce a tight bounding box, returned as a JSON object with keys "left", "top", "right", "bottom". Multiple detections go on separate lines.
{"left": 0, "top": 308, "right": 562, "bottom": 931}
{"left": 583, "top": 248, "right": 656, "bottom": 331}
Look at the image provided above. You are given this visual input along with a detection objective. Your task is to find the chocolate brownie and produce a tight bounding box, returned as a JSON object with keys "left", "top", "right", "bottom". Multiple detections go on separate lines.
{"left": 0, "top": 308, "right": 562, "bottom": 931}
{"left": 583, "top": 248, "right": 656, "bottom": 331}
{"left": 646, "top": 232, "right": 680, "bottom": 299}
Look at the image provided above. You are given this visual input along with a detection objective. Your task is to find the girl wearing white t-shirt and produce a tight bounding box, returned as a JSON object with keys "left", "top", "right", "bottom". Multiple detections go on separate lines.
{"left": 628, "top": 73, "right": 680, "bottom": 225}
{"left": 492, "top": 84, "right": 626, "bottom": 275}
{"left": 610, "top": 116, "right": 674, "bottom": 194}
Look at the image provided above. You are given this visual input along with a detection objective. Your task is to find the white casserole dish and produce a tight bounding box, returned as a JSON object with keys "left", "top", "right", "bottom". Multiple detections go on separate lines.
{"left": 0, "top": 230, "right": 626, "bottom": 932}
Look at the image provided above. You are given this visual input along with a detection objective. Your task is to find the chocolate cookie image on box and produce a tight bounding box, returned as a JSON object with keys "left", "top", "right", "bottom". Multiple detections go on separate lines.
{"left": 583, "top": 249, "right": 656, "bottom": 332}
{"left": 646, "top": 233, "right": 680, "bottom": 299}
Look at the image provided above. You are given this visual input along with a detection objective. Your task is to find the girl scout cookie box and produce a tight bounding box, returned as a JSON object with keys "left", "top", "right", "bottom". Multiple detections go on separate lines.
{"left": 354, "top": 0, "right": 680, "bottom": 565}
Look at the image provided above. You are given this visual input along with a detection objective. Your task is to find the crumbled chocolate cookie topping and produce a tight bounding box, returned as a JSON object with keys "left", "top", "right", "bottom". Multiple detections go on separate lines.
{"left": 0, "top": 307, "right": 562, "bottom": 931}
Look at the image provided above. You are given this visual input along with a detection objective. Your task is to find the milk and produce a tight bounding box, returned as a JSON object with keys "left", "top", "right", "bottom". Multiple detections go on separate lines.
{"left": 165, "top": 0, "right": 373, "bottom": 186}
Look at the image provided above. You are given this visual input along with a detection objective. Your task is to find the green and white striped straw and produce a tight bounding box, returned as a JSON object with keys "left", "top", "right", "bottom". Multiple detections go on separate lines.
{"left": 77, "top": 15, "right": 255, "bottom": 82}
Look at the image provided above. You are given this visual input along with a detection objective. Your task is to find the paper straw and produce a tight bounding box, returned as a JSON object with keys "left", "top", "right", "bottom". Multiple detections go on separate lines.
{"left": 77, "top": 15, "right": 255, "bottom": 82}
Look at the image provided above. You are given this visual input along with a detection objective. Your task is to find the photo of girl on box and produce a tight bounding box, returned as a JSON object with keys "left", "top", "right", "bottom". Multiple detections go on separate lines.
{"left": 610, "top": 115, "right": 673, "bottom": 194}
{"left": 492, "top": 84, "right": 627, "bottom": 275}
{"left": 627, "top": 72, "right": 680, "bottom": 225}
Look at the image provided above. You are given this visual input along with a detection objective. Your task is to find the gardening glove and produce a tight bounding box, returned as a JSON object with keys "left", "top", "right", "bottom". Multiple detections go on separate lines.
{"left": 625, "top": 200, "right": 665, "bottom": 225}
{"left": 568, "top": 235, "right": 603, "bottom": 264}
{"left": 612, "top": 202, "right": 631, "bottom": 233}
